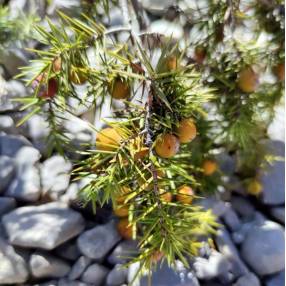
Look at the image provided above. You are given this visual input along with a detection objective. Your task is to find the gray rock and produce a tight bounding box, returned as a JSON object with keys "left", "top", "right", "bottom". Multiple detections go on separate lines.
{"left": 216, "top": 153, "right": 236, "bottom": 175}
{"left": 55, "top": 241, "right": 81, "bottom": 261}
{"left": 68, "top": 256, "right": 92, "bottom": 280}
{"left": 142, "top": 260, "right": 200, "bottom": 286}
{"left": 193, "top": 250, "right": 231, "bottom": 280}
{"left": 215, "top": 228, "right": 249, "bottom": 278}
{"left": 0, "top": 116, "right": 16, "bottom": 134}
{"left": 60, "top": 183, "right": 79, "bottom": 205}
{"left": 0, "top": 49, "right": 28, "bottom": 78}
{"left": 241, "top": 220, "right": 285, "bottom": 275}
{"left": 41, "top": 156, "right": 72, "bottom": 198}
{"left": 0, "top": 134, "right": 31, "bottom": 157}
{"left": 265, "top": 270, "right": 285, "bottom": 286}
{"left": 58, "top": 279, "right": 91, "bottom": 286}
{"left": 270, "top": 207, "right": 285, "bottom": 224}
{"left": 2, "top": 202, "right": 85, "bottom": 250}
{"left": 0, "top": 80, "right": 27, "bottom": 112}
{"left": 231, "top": 196, "right": 255, "bottom": 219}
{"left": 15, "top": 146, "right": 41, "bottom": 166}
{"left": 234, "top": 272, "right": 261, "bottom": 286}
{"left": 6, "top": 164, "right": 41, "bottom": 202}
{"left": 127, "top": 262, "right": 140, "bottom": 286}
{"left": 195, "top": 196, "right": 228, "bottom": 217}
{"left": 0, "top": 155, "right": 16, "bottom": 193}
{"left": 30, "top": 251, "right": 71, "bottom": 278}
{"left": 222, "top": 206, "right": 242, "bottom": 231}
{"left": 0, "top": 197, "right": 16, "bottom": 217}
{"left": 81, "top": 263, "right": 109, "bottom": 284}
{"left": 108, "top": 240, "right": 138, "bottom": 265}
{"left": 77, "top": 222, "right": 121, "bottom": 260}
{"left": 142, "top": 0, "right": 174, "bottom": 15}
{"left": 261, "top": 140, "right": 285, "bottom": 205}
{"left": 0, "top": 236, "right": 29, "bottom": 284}
{"left": 150, "top": 19, "right": 183, "bottom": 39}
{"left": 106, "top": 264, "right": 127, "bottom": 286}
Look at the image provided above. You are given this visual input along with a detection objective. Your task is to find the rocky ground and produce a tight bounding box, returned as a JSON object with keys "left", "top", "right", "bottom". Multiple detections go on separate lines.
{"left": 0, "top": 0, "right": 285, "bottom": 285}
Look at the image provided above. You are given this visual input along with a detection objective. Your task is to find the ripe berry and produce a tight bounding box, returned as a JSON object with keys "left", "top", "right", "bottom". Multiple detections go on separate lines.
{"left": 237, "top": 67, "right": 259, "bottom": 93}
{"left": 117, "top": 218, "right": 133, "bottom": 240}
{"left": 151, "top": 250, "right": 164, "bottom": 262}
{"left": 115, "top": 186, "right": 131, "bottom": 203}
{"left": 177, "top": 118, "right": 197, "bottom": 143}
{"left": 39, "top": 78, "right": 58, "bottom": 99}
{"left": 165, "top": 55, "right": 177, "bottom": 71}
{"left": 273, "top": 63, "right": 285, "bottom": 81}
{"left": 96, "top": 127, "right": 122, "bottom": 151}
{"left": 247, "top": 180, "right": 262, "bottom": 196}
{"left": 114, "top": 205, "right": 129, "bottom": 217}
{"left": 176, "top": 185, "right": 194, "bottom": 204}
{"left": 109, "top": 78, "right": 130, "bottom": 100}
{"left": 194, "top": 46, "right": 206, "bottom": 64}
{"left": 202, "top": 160, "right": 218, "bottom": 176}
{"left": 53, "top": 57, "right": 62, "bottom": 73}
{"left": 159, "top": 189, "right": 172, "bottom": 202}
{"left": 69, "top": 68, "right": 87, "bottom": 85}
{"left": 155, "top": 133, "right": 180, "bottom": 158}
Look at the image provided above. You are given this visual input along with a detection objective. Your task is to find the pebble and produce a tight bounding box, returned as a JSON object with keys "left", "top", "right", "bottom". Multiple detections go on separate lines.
{"left": 0, "top": 197, "right": 16, "bottom": 217}
{"left": 81, "top": 263, "right": 109, "bottom": 284}
{"left": 108, "top": 240, "right": 138, "bottom": 265}
{"left": 0, "top": 115, "right": 16, "bottom": 134}
{"left": 0, "top": 134, "right": 31, "bottom": 157}
{"left": 234, "top": 272, "right": 261, "bottom": 286}
{"left": 41, "top": 156, "right": 72, "bottom": 199}
{"left": 30, "top": 251, "right": 71, "bottom": 278}
{"left": 270, "top": 207, "right": 285, "bottom": 224}
{"left": 0, "top": 236, "right": 29, "bottom": 284}
{"left": 193, "top": 250, "right": 232, "bottom": 280}
{"left": 0, "top": 80, "right": 27, "bottom": 112}
{"left": 68, "top": 256, "right": 92, "bottom": 281}
{"left": 106, "top": 264, "right": 127, "bottom": 286}
{"left": 2, "top": 202, "right": 85, "bottom": 250}
{"left": 241, "top": 220, "right": 285, "bottom": 275}
{"left": 260, "top": 140, "right": 285, "bottom": 205}
{"left": 77, "top": 221, "right": 121, "bottom": 260}
{"left": 55, "top": 240, "right": 81, "bottom": 261}
{"left": 58, "top": 279, "right": 92, "bottom": 286}
{"left": 6, "top": 164, "right": 41, "bottom": 202}
{"left": 222, "top": 206, "right": 242, "bottom": 231}
{"left": 215, "top": 227, "right": 249, "bottom": 278}
{"left": 0, "top": 155, "right": 16, "bottom": 194}
{"left": 150, "top": 19, "right": 184, "bottom": 39}
{"left": 265, "top": 270, "right": 285, "bottom": 286}
{"left": 196, "top": 196, "right": 229, "bottom": 217}
{"left": 230, "top": 195, "right": 255, "bottom": 219}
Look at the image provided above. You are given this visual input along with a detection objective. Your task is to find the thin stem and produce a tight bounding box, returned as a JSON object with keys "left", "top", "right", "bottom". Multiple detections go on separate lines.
{"left": 130, "top": 0, "right": 148, "bottom": 30}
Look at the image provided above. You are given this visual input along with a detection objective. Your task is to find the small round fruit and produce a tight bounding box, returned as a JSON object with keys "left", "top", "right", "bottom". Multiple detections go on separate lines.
{"left": 69, "top": 68, "right": 87, "bottom": 85}
{"left": 237, "top": 67, "right": 259, "bottom": 93}
{"left": 273, "top": 63, "right": 285, "bottom": 81}
{"left": 114, "top": 205, "right": 129, "bottom": 217}
{"left": 176, "top": 185, "right": 194, "bottom": 204}
{"left": 53, "top": 57, "right": 62, "bottom": 73}
{"left": 110, "top": 78, "right": 130, "bottom": 100}
{"left": 155, "top": 134, "right": 180, "bottom": 158}
{"left": 177, "top": 118, "right": 197, "bottom": 143}
{"left": 96, "top": 127, "right": 122, "bottom": 151}
{"left": 166, "top": 55, "right": 177, "bottom": 71}
{"left": 159, "top": 189, "right": 172, "bottom": 202}
{"left": 117, "top": 218, "right": 133, "bottom": 240}
{"left": 202, "top": 160, "right": 218, "bottom": 176}
{"left": 247, "top": 180, "right": 262, "bottom": 195}
{"left": 116, "top": 186, "right": 131, "bottom": 203}
{"left": 151, "top": 250, "right": 164, "bottom": 262}
{"left": 40, "top": 78, "right": 58, "bottom": 99}
{"left": 194, "top": 46, "right": 206, "bottom": 64}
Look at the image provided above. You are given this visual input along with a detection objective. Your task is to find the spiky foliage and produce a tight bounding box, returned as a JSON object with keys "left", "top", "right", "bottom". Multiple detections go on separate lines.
{"left": 15, "top": 0, "right": 284, "bottom": 283}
